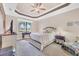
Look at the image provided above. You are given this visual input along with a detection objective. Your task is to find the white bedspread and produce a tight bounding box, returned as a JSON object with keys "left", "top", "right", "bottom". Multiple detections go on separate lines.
{"left": 30, "top": 32, "right": 55, "bottom": 50}
{"left": 30, "top": 33, "right": 55, "bottom": 44}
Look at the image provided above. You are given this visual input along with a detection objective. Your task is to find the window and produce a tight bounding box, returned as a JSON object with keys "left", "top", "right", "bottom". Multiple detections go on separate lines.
{"left": 26, "top": 22, "right": 31, "bottom": 32}
{"left": 18, "top": 19, "right": 32, "bottom": 33}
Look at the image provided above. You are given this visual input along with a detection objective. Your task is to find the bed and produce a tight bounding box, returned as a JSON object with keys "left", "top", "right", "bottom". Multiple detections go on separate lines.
{"left": 30, "top": 27, "right": 56, "bottom": 51}
{"left": 30, "top": 32, "right": 55, "bottom": 51}
{"left": 30, "top": 26, "right": 56, "bottom": 50}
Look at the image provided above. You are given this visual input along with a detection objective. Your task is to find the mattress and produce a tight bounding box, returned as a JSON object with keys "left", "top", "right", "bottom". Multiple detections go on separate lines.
{"left": 30, "top": 33, "right": 46, "bottom": 43}
{"left": 30, "top": 33, "right": 55, "bottom": 44}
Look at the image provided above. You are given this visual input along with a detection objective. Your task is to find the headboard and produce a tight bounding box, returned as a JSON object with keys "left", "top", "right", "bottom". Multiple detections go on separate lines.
{"left": 43, "top": 27, "right": 56, "bottom": 33}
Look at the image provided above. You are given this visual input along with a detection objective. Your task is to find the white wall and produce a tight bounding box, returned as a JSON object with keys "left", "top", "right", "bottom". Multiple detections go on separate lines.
{"left": 16, "top": 17, "right": 39, "bottom": 33}
{"left": 38, "top": 8, "right": 79, "bottom": 35}
{"left": 5, "top": 15, "right": 39, "bottom": 40}
{"left": 35, "top": 8, "right": 79, "bottom": 42}
{"left": 0, "top": 10, "right": 4, "bottom": 34}
{"left": 31, "top": 21, "right": 39, "bottom": 32}
{"left": 5, "top": 15, "right": 17, "bottom": 33}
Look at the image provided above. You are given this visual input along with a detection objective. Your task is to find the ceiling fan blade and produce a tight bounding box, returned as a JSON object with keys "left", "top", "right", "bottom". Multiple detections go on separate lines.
{"left": 34, "top": 3, "right": 38, "bottom": 8}
{"left": 40, "top": 8, "right": 46, "bottom": 10}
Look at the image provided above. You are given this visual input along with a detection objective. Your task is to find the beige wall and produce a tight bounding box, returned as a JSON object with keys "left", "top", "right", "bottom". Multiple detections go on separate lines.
{"left": 31, "top": 21, "right": 39, "bottom": 32}
{"left": 0, "top": 8, "right": 4, "bottom": 34}
{"left": 4, "top": 15, "right": 39, "bottom": 39}
{"left": 38, "top": 8, "right": 79, "bottom": 35}
{"left": 1, "top": 8, "right": 79, "bottom": 35}
{"left": 5, "top": 15, "right": 17, "bottom": 33}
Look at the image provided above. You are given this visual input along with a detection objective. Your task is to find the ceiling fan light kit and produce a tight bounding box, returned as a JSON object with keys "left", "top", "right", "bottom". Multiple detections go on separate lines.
{"left": 31, "top": 3, "right": 46, "bottom": 13}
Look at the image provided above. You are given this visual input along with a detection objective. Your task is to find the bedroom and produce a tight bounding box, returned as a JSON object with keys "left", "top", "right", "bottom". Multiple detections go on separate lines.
{"left": 0, "top": 3, "right": 79, "bottom": 56}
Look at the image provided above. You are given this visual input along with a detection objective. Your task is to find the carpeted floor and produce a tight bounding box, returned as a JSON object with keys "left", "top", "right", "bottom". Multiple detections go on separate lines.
{"left": 0, "top": 46, "right": 13, "bottom": 56}
{"left": 16, "top": 39, "right": 72, "bottom": 56}
{"left": 15, "top": 40, "right": 44, "bottom": 56}
{"left": 43, "top": 43, "right": 72, "bottom": 56}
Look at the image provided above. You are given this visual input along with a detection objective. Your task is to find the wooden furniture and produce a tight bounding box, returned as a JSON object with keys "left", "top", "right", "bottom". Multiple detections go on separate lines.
{"left": 22, "top": 32, "right": 31, "bottom": 39}
{"left": 16, "top": 33, "right": 22, "bottom": 40}
{"left": 55, "top": 35, "right": 65, "bottom": 44}
{"left": 0, "top": 34, "right": 16, "bottom": 48}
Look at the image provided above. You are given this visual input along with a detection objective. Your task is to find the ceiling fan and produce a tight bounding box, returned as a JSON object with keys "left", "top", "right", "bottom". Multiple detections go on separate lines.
{"left": 30, "top": 3, "right": 46, "bottom": 13}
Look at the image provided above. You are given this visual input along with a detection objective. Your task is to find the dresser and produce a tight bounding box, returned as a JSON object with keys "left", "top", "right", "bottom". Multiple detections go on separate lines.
{"left": 0, "top": 34, "right": 16, "bottom": 48}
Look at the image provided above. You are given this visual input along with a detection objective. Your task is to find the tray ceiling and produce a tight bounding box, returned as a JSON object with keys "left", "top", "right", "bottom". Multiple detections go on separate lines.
{"left": 16, "top": 3, "right": 60, "bottom": 16}
{"left": 2, "top": 3, "right": 79, "bottom": 20}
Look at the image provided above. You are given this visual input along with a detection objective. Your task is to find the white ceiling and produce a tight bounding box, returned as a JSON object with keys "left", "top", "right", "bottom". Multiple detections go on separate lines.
{"left": 2, "top": 3, "right": 79, "bottom": 21}
{"left": 16, "top": 3, "right": 60, "bottom": 16}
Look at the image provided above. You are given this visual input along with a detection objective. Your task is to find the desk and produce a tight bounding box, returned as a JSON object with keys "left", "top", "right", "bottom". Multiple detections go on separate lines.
{"left": 22, "top": 32, "right": 31, "bottom": 39}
